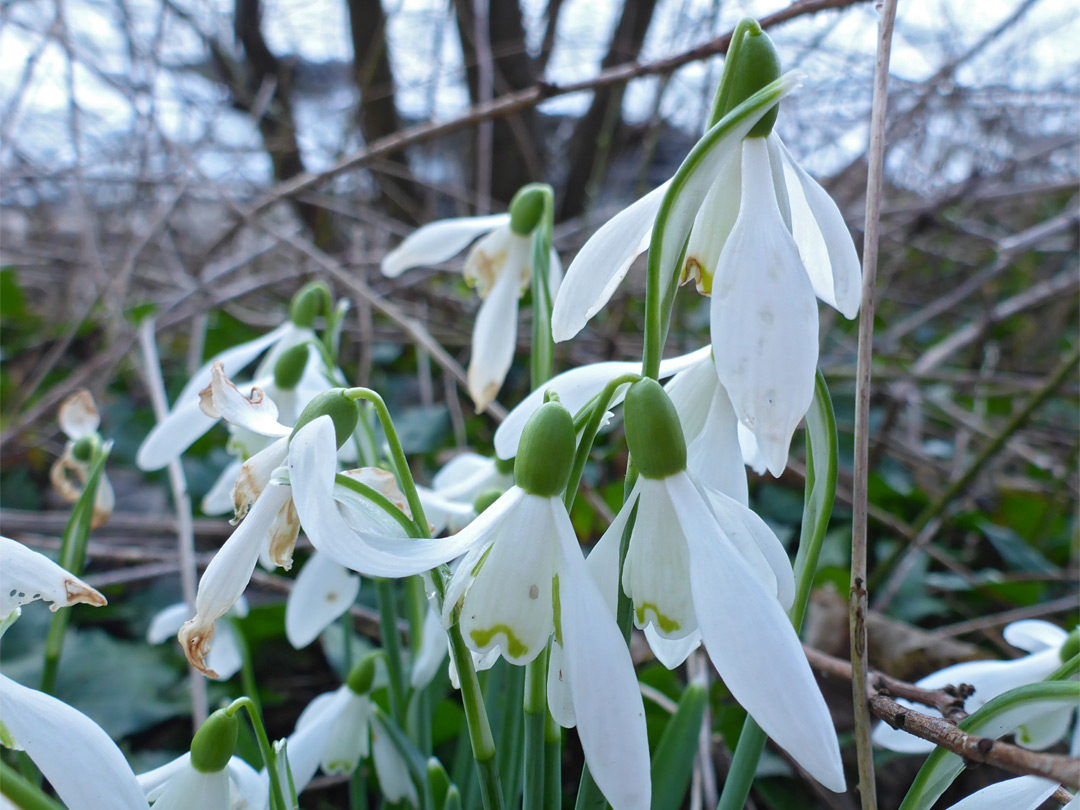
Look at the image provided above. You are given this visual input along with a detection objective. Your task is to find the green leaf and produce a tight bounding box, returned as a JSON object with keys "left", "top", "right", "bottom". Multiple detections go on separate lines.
{"left": 649, "top": 681, "right": 708, "bottom": 810}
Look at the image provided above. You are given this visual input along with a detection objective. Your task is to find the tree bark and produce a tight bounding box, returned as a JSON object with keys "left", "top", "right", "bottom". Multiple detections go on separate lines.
{"left": 559, "top": 0, "right": 659, "bottom": 219}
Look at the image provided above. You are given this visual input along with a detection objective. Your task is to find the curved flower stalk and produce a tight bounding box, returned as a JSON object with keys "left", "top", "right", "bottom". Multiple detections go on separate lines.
{"left": 148, "top": 598, "right": 249, "bottom": 681}
{"left": 380, "top": 193, "right": 561, "bottom": 411}
{"left": 940, "top": 775, "right": 1060, "bottom": 810}
{"left": 873, "top": 620, "right": 1078, "bottom": 754}
{"left": 0, "top": 535, "right": 106, "bottom": 624}
{"left": 284, "top": 657, "right": 418, "bottom": 806}
{"left": 418, "top": 451, "right": 514, "bottom": 534}
{"left": 0, "top": 673, "right": 148, "bottom": 810}
{"left": 49, "top": 389, "right": 114, "bottom": 529}
{"left": 589, "top": 380, "right": 844, "bottom": 792}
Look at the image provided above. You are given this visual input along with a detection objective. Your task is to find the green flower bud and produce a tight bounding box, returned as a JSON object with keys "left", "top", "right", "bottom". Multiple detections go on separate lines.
{"left": 427, "top": 757, "right": 451, "bottom": 808}
{"left": 273, "top": 343, "right": 310, "bottom": 391}
{"left": 508, "top": 185, "right": 547, "bottom": 236}
{"left": 289, "top": 281, "right": 330, "bottom": 328}
{"left": 494, "top": 455, "right": 515, "bottom": 475}
{"left": 442, "top": 786, "right": 462, "bottom": 810}
{"left": 623, "top": 379, "right": 687, "bottom": 480}
{"left": 514, "top": 401, "right": 575, "bottom": 498}
{"left": 291, "top": 390, "right": 358, "bottom": 449}
{"left": 1061, "top": 628, "right": 1079, "bottom": 663}
{"left": 346, "top": 652, "right": 379, "bottom": 695}
{"left": 189, "top": 709, "right": 238, "bottom": 773}
{"left": 71, "top": 435, "right": 97, "bottom": 462}
{"left": 720, "top": 19, "right": 782, "bottom": 138}
{"left": 473, "top": 488, "right": 504, "bottom": 514}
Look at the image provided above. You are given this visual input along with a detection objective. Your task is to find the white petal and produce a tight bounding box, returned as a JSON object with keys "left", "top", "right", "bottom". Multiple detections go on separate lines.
{"left": 547, "top": 247, "right": 563, "bottom": 301}
{"left": 467, "top": 255, "right": 522, "bottom": 411}
{"left": 737, "top": 423, "right": 769, "bottom": 475}
{"left": 285, "top": 551, "right": 361, "bottom": 649}
{"left": 320, "top": 694, "right": 372, "bottom": 775}
{"left": 584, "top": 499, "right": 633, "bottom": 616}
{"left": 681, "top": 152, "right": 741, "bottom": 293}
{"left": 0, "top": 535, "right": 106, "bottom": 616}
{"left": 774, "top": 135, "right": 861, "bottom": 319}
{"left": 202, "top": 460, "right": 244, "bottom": 516}
{"left": 459, "top": 494, "right": 558, "bottom": 665}
{"left": 941, "top": 776, "right": 1060, "bottom": 810}
{"left": 667, "top": 473, "right": 845, "bottom": 792}
{"left": 136, "top": 398, "right": 220, "bottom": 471}
{"left": 371, "top": 716, "right": 419, "bottom": 806}
{"left": 0, "top": 673, "right": 148, "bottom": 810}
{"left": 286, "top": 688, "right": 353, "bottom": 791}
{"left": 410, "top": 605, "right": 449, "bottom": 689}
{"left": 205, "top": 621, "right": 244, "bottom": 681}
{"left": 432, "top": 452, "right": 494, "bottom": 491}
{"left": 58, "top": 390, "right": 99, "bottom": 439}
{"left": 493, "top": 346, "right": 710, "bottom": 460}
{"left": 686, "top": 384, "right": 748, "bottom": 504}
{"left": 179, "top": 484, "right": 291, "bottom": 678}
{"left": 381, "top": 215, "right": 510, "bottom": 277}
{"left": 137, "top": 752, "right": 191, "bottom": 799}
{"left": 664, "top": 353, "right": 718, "bottom": 444}
{"left": 710, "top": 138, "right": 819, "bottom": 477}
{"left": 417, "top": 487, "right": 476, "bottom": 535}
{"left": 546, "top": 640, "right": 576, "bottom": 728}
{"left": 147, "top": 602, "right": 192, "bottom": 643}
{"left": 232, "top": 439, "right": 290, "bottom": 518}
{"left": 645, "top": 626, "right": 701, "bottom": 669}
{"left": 289, "top": 418, "right": 498, "bottom": 576}
{"left": 552, "top": 501, "right": 650, "bottom": 810}
{"left": 225, "top": 756, "right": 269, "bottom": 810}
{"left": 551, "top": 181, "right": 670, "bottom": 342}
{"left": 1003, "top": 620, "right": 1069, "bottom": 654}
{"left": 205, "top": 363, "right": 291, "bottom": 438}
{"left": 1015, "top": 705, "right": 1074, "bottom": 750}
{"left": 150, "top": 762, "right": 231, "bottom": 810}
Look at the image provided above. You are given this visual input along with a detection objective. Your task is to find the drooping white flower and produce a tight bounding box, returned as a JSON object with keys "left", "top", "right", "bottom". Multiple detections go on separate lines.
{"left": 148, "top": 598, "right": 249, "bottom": 681}
{"left": 417, "top": 451, "right": 514, "bottom": 534}
{"left": 588, "top": 379, "right": 844, "bottom": 792}
{"left": 49, "top": 389, "right": 114, "bottom": 529}
{"left": 380, "top": 210, "right": 561, "bottom": 411}
{"left": 940, "top": 775, "right": 1060, "bottom": 810}
{"left": 873, "top": 620, "right": 1078, "bottom": 754}
{"left": 0, "top": 535, "right": 106, "bottom": 624}
{"left": 137, "top": 752, "right": 266, "bottom": 810}
{"left": 284, "top": 550, "right": 361, "bottom": 650}
{"left": 0, "top": 673, "right": 148, "bottom": 810}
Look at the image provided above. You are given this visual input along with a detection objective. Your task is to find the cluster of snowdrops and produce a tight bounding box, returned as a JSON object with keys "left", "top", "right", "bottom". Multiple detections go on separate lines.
{"left": 2, "top": 19, "right": 1077, "bottom": 810}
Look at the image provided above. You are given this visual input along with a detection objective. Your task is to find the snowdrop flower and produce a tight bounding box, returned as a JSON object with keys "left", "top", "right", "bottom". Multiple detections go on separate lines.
{"left": 873, "top": 620, "right": 1079, "bottom": 754}
{"left": 137, "top": 709, "right": 266, "bottom": 810}
{"left": 440, "top": 401, "right": 650, "bottom": 810}
{"left": 381, "top": 187, "right": 561, "bottom": 411}
{"left": 284, "top": 550, "right": 361, "bottom": 649}
{"left": 588, "top": 379, "right": 844, "bottom": 792}
{"left": 553, "top": 28, "right": 858, "bottom": 476}
{"left": 0, "top": 672, "right": 147, "bottom": 810}
{"left": 136, "top": 282, "right": 332, "bottom": 472}
{"left": 1, "top": 535, "right": 106, "bottom": 625}
{"left": 49, "top": 389, "right": 114, "bottom": 529}
{"left": 941, "top": 775, "right": 1061, "bottom": 810}
{"left": 418, "top": 451, "right": 514, "bottom": 534}
{"left": 285, "top": 655, "right": 418, "bottom": 806}
{"left": 148, "top": 597, "right": 249, "bottom": 681}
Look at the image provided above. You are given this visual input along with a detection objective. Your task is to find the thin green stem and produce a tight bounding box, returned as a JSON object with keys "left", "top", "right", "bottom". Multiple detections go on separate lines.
{"left": 449, "top": 628, "right": 504, "bottom": 810}
{"left": 523, "top": 645, "right": 549, "bottom": 810}
{"left": 376, "top": 578, "right": 407, "bottom": 724}
{"left": 564, "top": 374, "right": 641, "bottom": 512}
{"left": 232, "top": 617, "right": 261, "bottom": 715}
{"left": 543, "top": 711, "right": 562, "bottom": 810}
{"left": 529, "top": 184, "right": 556, "bottom": 390}
{"left": 0, "top": 761, "right": 64, "bottom": 810}
{"left": 498, "top": 665, "right": 526, "bottom": 809}
{"left": 228, "top": 697, "right": 289, "bottom": 810}
{"left": 349, "top": 765, "right": 369, "bottom": 810}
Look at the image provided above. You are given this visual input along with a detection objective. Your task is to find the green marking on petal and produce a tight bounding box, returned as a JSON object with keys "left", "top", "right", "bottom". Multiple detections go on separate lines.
{"left": 552, "top": 573, "right": 562, "bottom": 646}
{"left": 0, "top": 720, "right": 17, "bottom": 749}
{"left": 471, "top": 544, "right": 495, "bottom": 577}
{"left": 470, "top": 625, "right": 528, "bottom": 659}
{"left": 635, "top": 602, "right": 681, "bottom": 634}
{"left": 327, "top": 760, "right": 352, "bottom": 774}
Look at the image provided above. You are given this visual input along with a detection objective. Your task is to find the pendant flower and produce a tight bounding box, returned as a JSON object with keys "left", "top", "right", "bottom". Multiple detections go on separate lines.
{"left": 872, "top": 620, "right": 1078, "bottom": 754}
{"left": 284, "top": 550, "right": 361, "bottom": 650}
{"left": 284, "top": 655, "right": 418, "bottom": 806}
{"left": 148, "top": 597, "right": 249, "bottom": 681}
{"left": 590, "top": 380, "right": 844, "bottom": 792}
{"left": 1, "top": 535, "right": 106, "bottom": 624}
{"left": 49, "top": 389, "right": 114, "bottom": 529}
{"left": 0, "top": 672, "right": 147, "bottom": 810}
{"left": 380, "top": 193, "right": 561, "bottom": 411}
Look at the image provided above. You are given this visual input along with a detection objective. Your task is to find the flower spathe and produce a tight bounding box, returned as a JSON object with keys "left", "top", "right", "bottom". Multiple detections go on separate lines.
{"left": 380, "top": 213, "right": 561, "bottom": 411}
{"left": 0, "top": 672, "right": 148, "bottom": 810}
{"left": 49, "top": 389, "right": 114, "bottom": 529}
{"left": 0, "top": 535, "right": 107, "bottom": 622}
{"left": 872, "top": 620, "right": 1077, "bottom": 754}
{"left": 136, "top": 752, "right": 266, "bottom": 810}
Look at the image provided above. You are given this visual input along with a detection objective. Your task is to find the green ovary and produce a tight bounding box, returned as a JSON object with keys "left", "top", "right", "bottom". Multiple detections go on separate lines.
{"left": 635, "top": 602, "right": 681, "bottom": 634}
{"left": 470, "top": 625, "right": 528, "bottom": 659}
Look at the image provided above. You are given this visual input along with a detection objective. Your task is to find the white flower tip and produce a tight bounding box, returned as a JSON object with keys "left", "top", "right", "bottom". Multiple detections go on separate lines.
{"left": 58, "top": 578, "right": 107, "bottom": 611}
{"left": 178, "top": 618, "right": 220, "bottom": 679}
{"left": 550, "top": 307, "right": 584, "bottom": 343}
{"left": 58, "top": 389, "right": 100, "bottom": 438}
{"left": 469, "top": 379, "right": 501, "bottom": 414}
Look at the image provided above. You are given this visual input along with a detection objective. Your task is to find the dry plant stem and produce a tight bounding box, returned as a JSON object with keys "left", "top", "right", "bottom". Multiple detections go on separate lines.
{"left": 851, "top": 1, "right": 899, "bottom": 806}
{"left": 803, "top": 646, "right": 1080, "bottom": 789}
{"left": 136, "top": 319, "right": 208, "bottom": 727}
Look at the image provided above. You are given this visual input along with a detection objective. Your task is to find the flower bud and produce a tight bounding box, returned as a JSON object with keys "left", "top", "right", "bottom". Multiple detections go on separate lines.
{"left": 289, "top": 281, "right": 330, "bottom": 328}
{"left": 189, "top": 709, "right": 238, "bottom": 773}
{"left": 514, "top": 401, "right": 575, "bottom": 498}
{"left": 623, "top": 379, "right": 687, "bottom": 480}
{"left": 473, "top": 488, "right": 504, "bottom": 514}
{"left": 291, "top": 390, "right": 358, "bottom": 448}
{"left": 272, "top": 343, "right": 310, "bottom": 391}
{"left": 509, "top": 185, "right": 547, "bottom": 236}
{"left": 1061, "top": 628, "right": 1079, "bottom": 663}
{"left": 720, "top": 19, "right": 781, "bottom": 138}
{"left": 71, "top": 435, "right": 97, "bottom": 462}
{"left": 346, "top": 652, "right": 379, "bottom": 695}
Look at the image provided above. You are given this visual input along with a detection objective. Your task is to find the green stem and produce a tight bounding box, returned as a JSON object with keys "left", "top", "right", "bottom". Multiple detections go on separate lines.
{"left": 349, "top": 765, "right": 369, "bottom": 810}
{"left": 404, "top": 574, "right": 432, "bottom": 753}
{"left": 564, "top": 374, "right": 641, "bottom": 512}
{"left": 497, "top": 665, "right": 526, "bottom": 809}
{"left": 523, "top": 646, "right": 549, "bottom": 810}
{"left": 543, "top": 711, "right": 562, "bottom": 810}
{"left": 449, "top": 628, "right": 504, "bottom": 810}
{"left": 228, "top": 696, "right": 290, "bottom": 810}
{"left": 0, "top": 761, "right": 64, "bottom": 810}
{"left": 376, "top": 578, "right": 408, "bottom": 724}
{"left": 232, "top": 616, "right": 261, "bottom": 715}
{"left": 529, "top": 184, "right": 556, "bottom": 390}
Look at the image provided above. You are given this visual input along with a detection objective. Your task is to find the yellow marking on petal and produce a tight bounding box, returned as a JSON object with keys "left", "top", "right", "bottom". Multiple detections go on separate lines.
{"left": 0, "top": 720, "right": 16, "bottom": 749}
{"left": 470, "top": 625, "right": 528, "bottom": 659}
{"left": 635, "top": 602, "right": 681, "bottom": 634}
{"left": 552, "top": 574, "right": 562, "bottom": 646}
